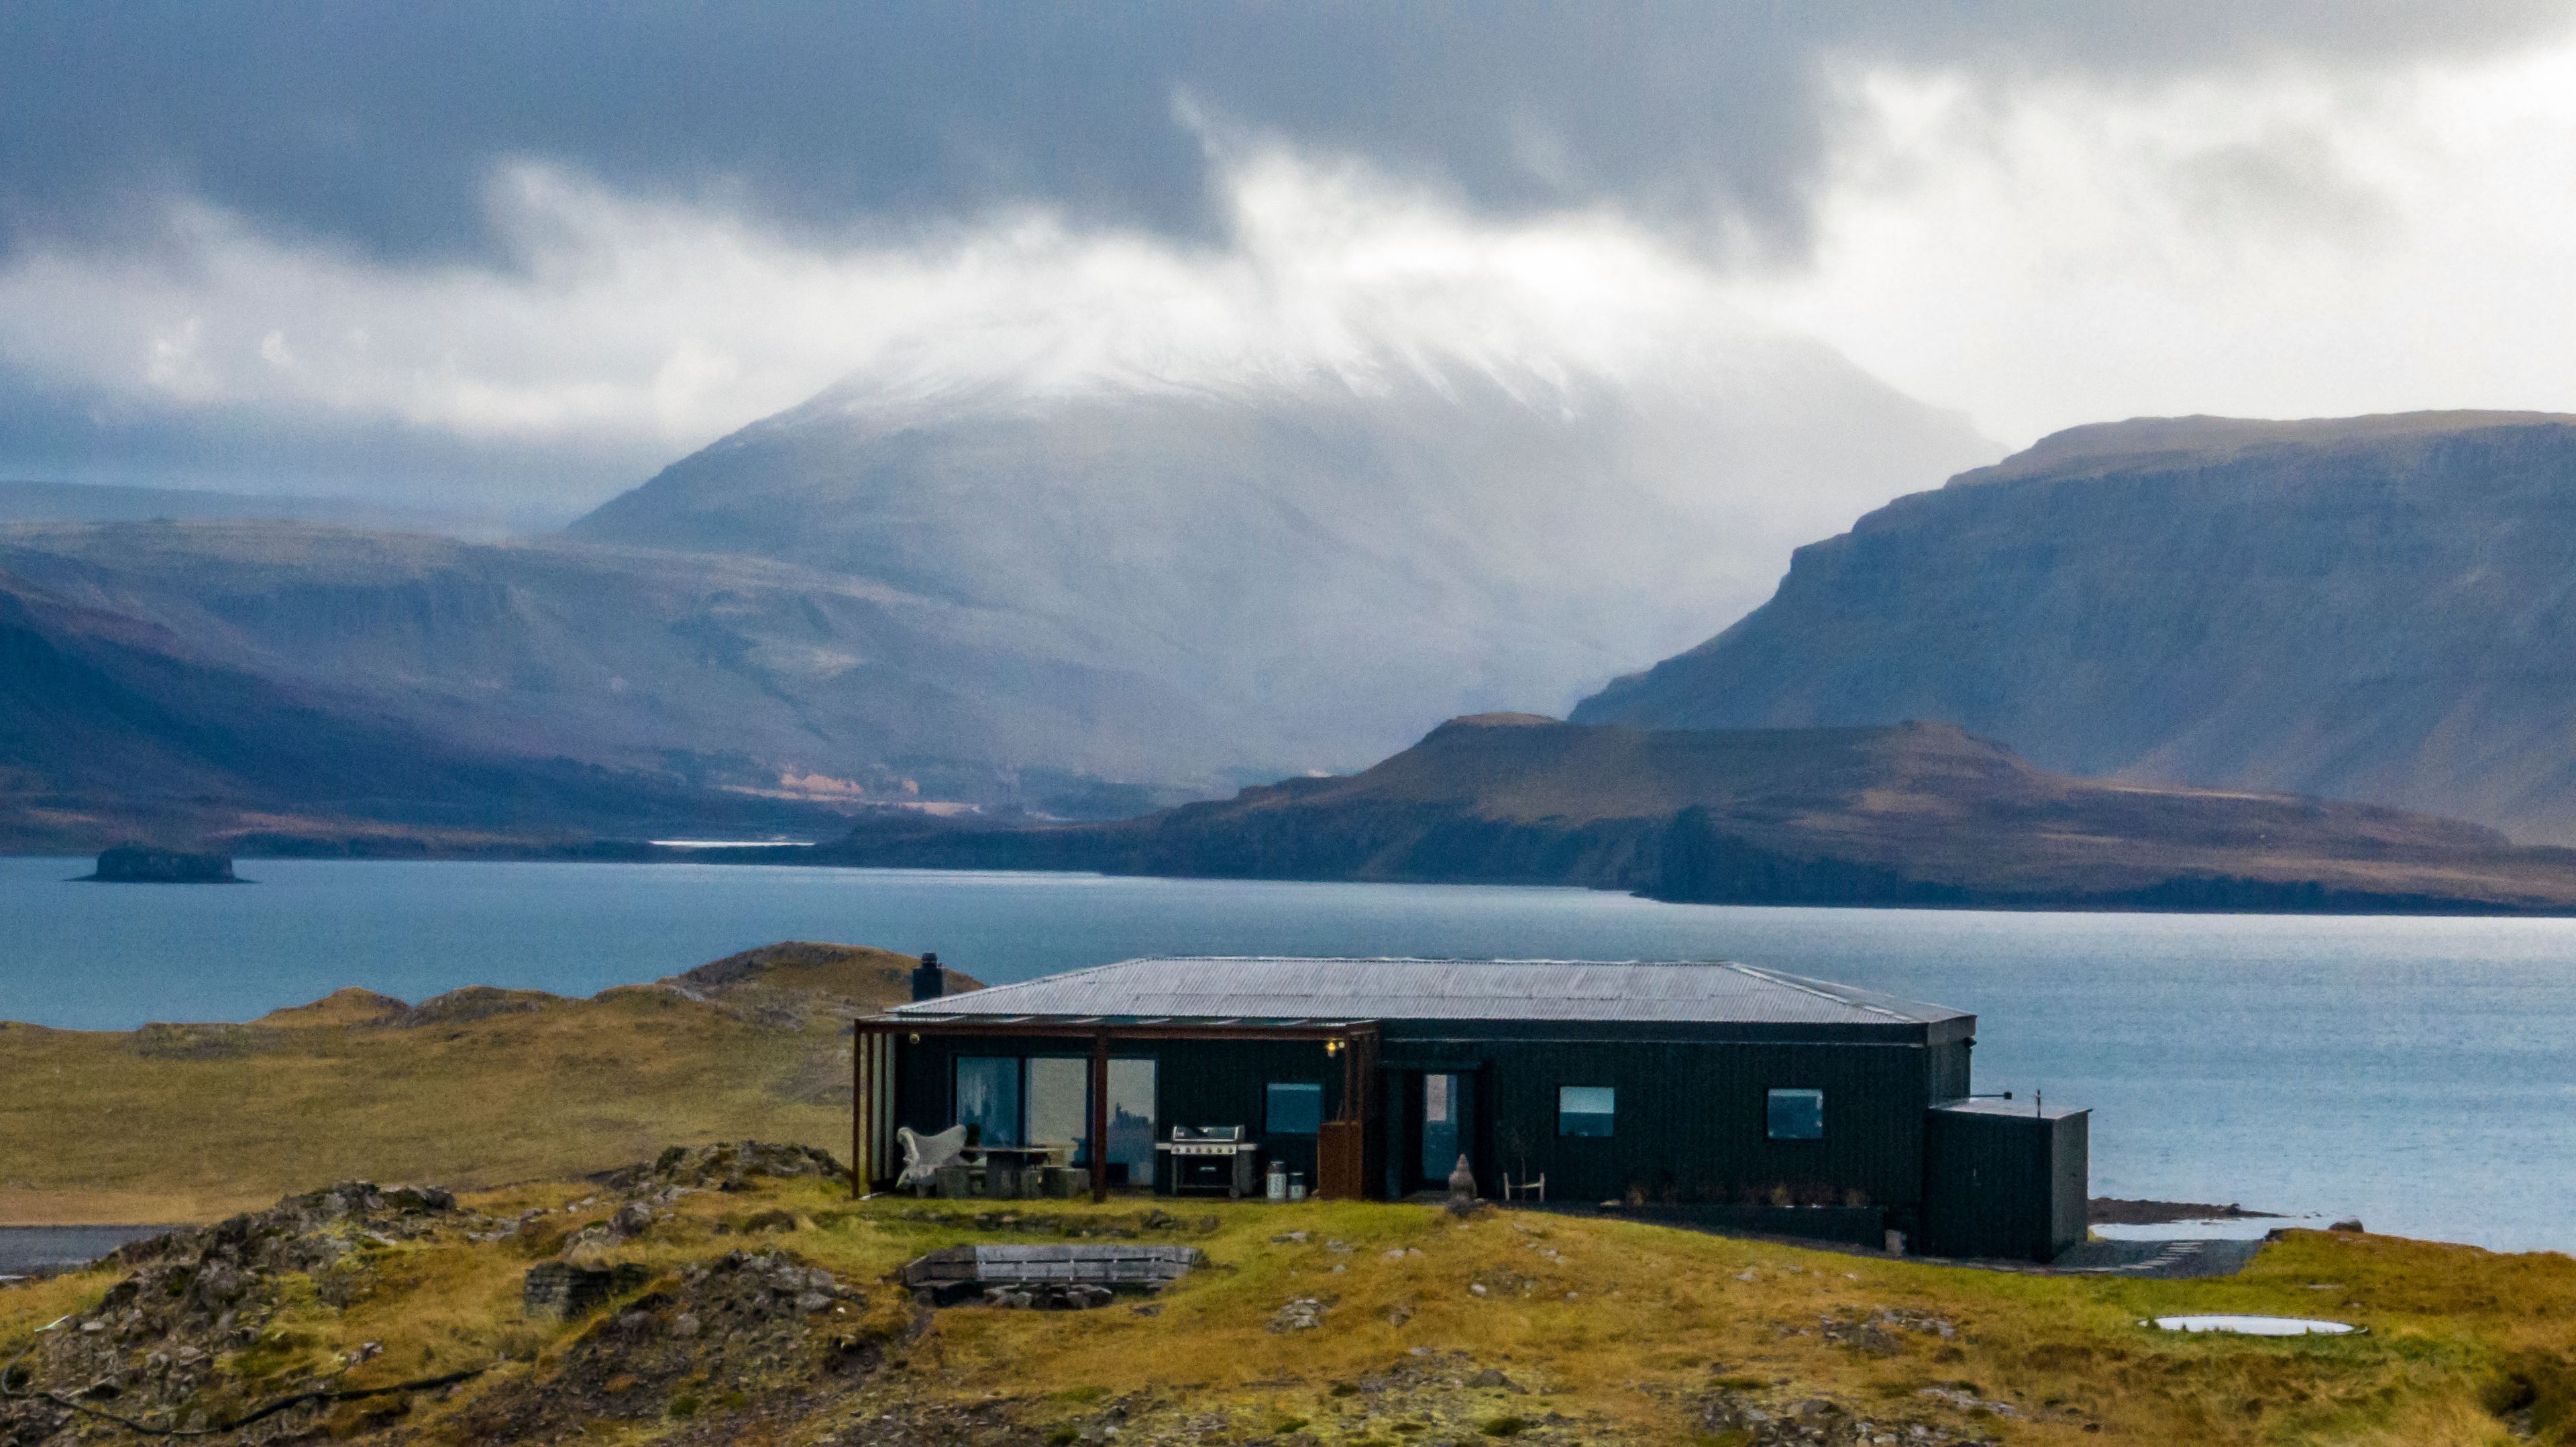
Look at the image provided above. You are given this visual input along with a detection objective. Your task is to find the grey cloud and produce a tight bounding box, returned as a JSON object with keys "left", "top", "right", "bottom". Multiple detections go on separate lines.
{"left": 0, "top": 360, "right": 623, "bottom": 525}
{"left": 2165, "top": 129, "right": 2402, "bottom": 241}
{"left": 4, "top": 1, "right": 2567, "bottom": 264}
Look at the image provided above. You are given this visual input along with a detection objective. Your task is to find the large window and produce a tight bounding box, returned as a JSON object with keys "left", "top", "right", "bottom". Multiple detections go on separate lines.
{"left": 1266, "top": 1081, "right": 1324, "bottom": 1135}
{"left": 954, "top": 1057, "right": 1023, "bottom": 1147}
{"left": 1557, "top": 1085, "right": 1615, "bottom": 1138}
{"left": 953, "top": 1054, "right": 1156, "bottom": 1181}
{"left": 1104, "top": 1058, "right": 1157, "bottom": 1185}
{"left": 1766, "top": 1088, "right": 1825, "bottom": 1140}
{"left": 1026, "top": 1057, "right": 1090, "bottom": 1161}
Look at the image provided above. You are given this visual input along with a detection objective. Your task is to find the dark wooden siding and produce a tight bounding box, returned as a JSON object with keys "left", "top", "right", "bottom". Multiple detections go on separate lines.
{"left": 1920, "top": 1106, "right": 2090, "bottom": 1261}
{"left": 1927, "top": 1038, "right": 1972, "bottom": 1103}
{"left": 889, "top": 1022, "right": 1970, "bottom": 1227}
{"left": 1424, "top": 1037, "right": 1936, "bottom": 1209}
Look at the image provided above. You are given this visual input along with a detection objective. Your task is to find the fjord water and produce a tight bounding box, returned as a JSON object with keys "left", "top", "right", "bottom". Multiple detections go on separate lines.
{"left": 6, "top": 857, "right": 2573, "bottom": 1254}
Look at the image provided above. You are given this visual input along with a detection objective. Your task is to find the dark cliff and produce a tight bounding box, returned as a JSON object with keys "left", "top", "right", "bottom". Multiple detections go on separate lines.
{"left": 1573, "top": 411, "right": 2576, "bottom": 844}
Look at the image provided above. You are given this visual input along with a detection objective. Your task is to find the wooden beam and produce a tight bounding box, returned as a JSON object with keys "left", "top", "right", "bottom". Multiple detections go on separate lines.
{"left": 1089, "top": 1029, "right": 1111, "bottom": 1204}
{"left": 860, "top": 1014, "right": 881, "bottom": 1194}
{"left": 875, "top": 1018, "right": 1373, "bottom": 1042}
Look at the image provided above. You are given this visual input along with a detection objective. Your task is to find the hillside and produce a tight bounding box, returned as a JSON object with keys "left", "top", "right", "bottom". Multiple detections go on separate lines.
{"left": 0, "top": 562, "right": 853, "bottom": 853}
{"left": 571, "top": 357, "right": 1995, "bottom": 775}
{"left": 0, "top": 943, "right": 973, "bottom": 1224}
{"left": 799, "top": 714, "right": 2576, "bottom": 912}
{"left": 5, "top": 1159, "right": 2573, "bottom": 1446}
{"left": 0, "top": 521, "right": 1228, "bottom": 845}
{"left": 1572, "top": 411, "right": 2576, "bottom": 844}
{"left": 0, "top": 478, "right": 526, "bottom": 537}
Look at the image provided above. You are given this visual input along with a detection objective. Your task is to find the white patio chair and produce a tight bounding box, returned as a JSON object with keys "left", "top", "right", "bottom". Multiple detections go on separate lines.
{"left": 897, "top": 1124, "right": 969, "bottom": 1193}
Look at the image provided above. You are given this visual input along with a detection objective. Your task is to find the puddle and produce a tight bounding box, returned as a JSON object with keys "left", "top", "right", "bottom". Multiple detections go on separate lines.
{"left": 2151, "top": 1314, "right": 2358, "bottom": 1336}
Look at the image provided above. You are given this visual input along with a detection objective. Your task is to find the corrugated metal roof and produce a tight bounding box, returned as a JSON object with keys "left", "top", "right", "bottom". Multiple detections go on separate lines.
{"left": 888, "top": 957, "right": 1970, "bottom": 1027}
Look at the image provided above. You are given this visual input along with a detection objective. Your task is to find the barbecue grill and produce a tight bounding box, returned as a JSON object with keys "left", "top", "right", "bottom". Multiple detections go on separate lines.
{"left": 1156, "top": 1125, "right": 1260, "bottom": 1197}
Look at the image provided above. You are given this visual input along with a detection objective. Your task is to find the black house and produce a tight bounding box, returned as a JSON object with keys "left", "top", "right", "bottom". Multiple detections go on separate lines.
{"left": 853, "top": 957, "right": 2086, "bottom": 1261}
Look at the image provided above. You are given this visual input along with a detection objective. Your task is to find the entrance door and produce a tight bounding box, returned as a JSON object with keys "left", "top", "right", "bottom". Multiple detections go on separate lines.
{"left": 1409, "top": 1072, "right": 1475, "bottom": 1192}
{"left": 1421, "top": 1073, "right": 1460, "bottom": 1184}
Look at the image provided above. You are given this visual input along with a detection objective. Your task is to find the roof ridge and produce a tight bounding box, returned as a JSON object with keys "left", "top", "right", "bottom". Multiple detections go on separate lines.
{"left": 887, "top": 956, "right": 1970, "bottom": 1026}
{"left": 1723, "top": 962, "right": 1915, "bottom": 1021}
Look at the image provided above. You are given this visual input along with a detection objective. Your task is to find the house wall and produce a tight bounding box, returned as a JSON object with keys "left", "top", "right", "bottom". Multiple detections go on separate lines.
{"left": 1919, "top": 1106, "right": 2092, "bottom": 1261}
{"left": 890, "top": 1026, "right": 1948, "bottom": 1218}
{"left": 1928, "top": 1036, "right": 1972, "bottom": 1104}
{"left": 1379, "top": 1034, "right": 1941, "bottom": 1213}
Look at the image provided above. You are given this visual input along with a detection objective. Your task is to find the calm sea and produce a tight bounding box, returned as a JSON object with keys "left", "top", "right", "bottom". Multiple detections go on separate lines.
{"left": 5, "top": 856, "right": 2572, "bottom": 1253}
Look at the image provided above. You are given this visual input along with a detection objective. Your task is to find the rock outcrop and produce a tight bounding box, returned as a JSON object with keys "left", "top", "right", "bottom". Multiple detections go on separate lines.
{"left": 83, "top": 844, "right": 236, "bottom": 883}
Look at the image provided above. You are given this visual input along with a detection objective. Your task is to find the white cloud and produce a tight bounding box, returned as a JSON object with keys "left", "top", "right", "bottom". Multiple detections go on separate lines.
{"left": 1735, "top": 34, "right": 2576, "bottom": 443}
{"left": 0, "top": 148, "right": 1778, "bottom": 478}
{"left": 11, "top": 30, "right": 2573, "bottom": 508}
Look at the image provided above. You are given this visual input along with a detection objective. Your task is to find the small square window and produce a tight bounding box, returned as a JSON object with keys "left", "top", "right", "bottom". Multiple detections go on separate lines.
{"left": 1767, "top": 1088, "right": 1824, "bottom": 1140}
{"left": 1267, "top": 1081, "right": 1324, "bottom": 1135}
{"left": 1558, "top": 1085, "right": 1615, "bottom": 1138}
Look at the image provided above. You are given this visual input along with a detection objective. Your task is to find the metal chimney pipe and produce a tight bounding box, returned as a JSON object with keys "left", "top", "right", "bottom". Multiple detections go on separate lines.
{"left": 910, "top": 951, "right": 945, "bottom": 1002}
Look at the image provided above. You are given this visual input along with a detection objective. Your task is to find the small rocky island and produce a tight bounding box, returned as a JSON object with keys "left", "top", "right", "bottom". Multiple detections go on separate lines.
{"left": 83, "top": 844, "right": 241, "bottom": 883}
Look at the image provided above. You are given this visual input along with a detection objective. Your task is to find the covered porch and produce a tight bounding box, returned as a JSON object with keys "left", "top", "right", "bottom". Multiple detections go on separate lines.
{"left": 853, "top": 1015, "right": 1383, "bottom": 1203}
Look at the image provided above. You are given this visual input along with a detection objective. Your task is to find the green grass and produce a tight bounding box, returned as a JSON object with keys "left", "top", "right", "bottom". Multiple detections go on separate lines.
{"left": 13, "top": 1175, "right": 2568, "bottom": 1445}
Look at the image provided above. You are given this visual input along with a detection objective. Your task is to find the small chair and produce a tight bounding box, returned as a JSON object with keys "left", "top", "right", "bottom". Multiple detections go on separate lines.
{"left": 898, "top": 1124, "right": 969, "bottom": 1195}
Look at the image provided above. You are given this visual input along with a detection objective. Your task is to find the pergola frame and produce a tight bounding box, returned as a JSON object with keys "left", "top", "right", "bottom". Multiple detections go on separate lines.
{"left": 853, "top": 1016, "right": 1382, "bottom": 1202}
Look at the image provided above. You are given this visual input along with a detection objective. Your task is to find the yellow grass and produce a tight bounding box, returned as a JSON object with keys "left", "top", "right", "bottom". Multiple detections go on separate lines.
{"left": 0, "top": 943, "right": 926, "bottom": 1224}
{"left": 7, "top": 1167, "right": 2574, "bottom": 1444}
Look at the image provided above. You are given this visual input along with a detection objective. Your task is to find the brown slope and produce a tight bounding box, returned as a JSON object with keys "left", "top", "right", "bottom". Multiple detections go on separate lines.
{"left": 807, "top": 714, "right": 2576, "bottom": 912}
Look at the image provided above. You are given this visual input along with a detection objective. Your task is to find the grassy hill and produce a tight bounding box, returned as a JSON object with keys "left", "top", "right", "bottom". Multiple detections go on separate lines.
{"left": 0, "top": 943, "right": 972, "bottom": 1225}
{"left": 4, "top": 1156, "right": 2571, "bottom": 1446}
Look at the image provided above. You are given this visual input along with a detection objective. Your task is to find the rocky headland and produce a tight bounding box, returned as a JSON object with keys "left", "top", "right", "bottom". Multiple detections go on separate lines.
{"left": 767, "top": 713, "right": 2576, "bottom": 914}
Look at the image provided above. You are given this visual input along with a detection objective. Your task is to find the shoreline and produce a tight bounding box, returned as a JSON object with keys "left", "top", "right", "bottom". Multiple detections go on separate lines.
{"left": 13, "top": 847, "right": 2576, "bottom": 918}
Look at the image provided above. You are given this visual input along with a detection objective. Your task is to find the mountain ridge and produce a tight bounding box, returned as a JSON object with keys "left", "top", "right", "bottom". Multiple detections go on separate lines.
{"left": 767, "top": 714, "right": 2576, "bottom": 912}
{"left": 570, "top": 352, "right": 1998, "bottom": 773}
{"left": 1572, "top": 411, "right": 2576, "bottom": 843}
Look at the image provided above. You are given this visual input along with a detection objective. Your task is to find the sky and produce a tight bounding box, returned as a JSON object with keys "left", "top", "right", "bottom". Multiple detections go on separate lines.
{"left": 3, "top": 1, "right": 2575, "bottom": 515}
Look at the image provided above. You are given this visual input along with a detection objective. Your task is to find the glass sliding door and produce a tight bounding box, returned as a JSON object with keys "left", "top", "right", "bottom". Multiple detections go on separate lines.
{"left": 1025, "top": 1057, "right": 1090, "bottom": 1162}
{"left": 1106, "top": 1059, "right": 1157, "bottom": 1186}
{"left": 953, "top": 1056, "right": 1022, "bottom": 1148}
